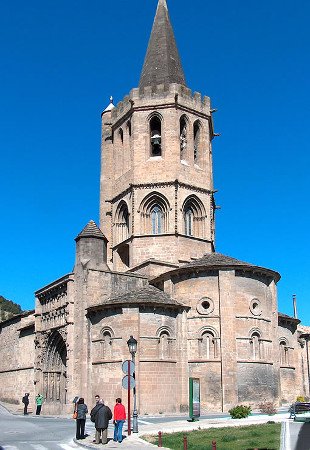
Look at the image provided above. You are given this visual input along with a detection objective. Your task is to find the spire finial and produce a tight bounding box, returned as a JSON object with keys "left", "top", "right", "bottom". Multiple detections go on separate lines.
{"left": 103, "top": 96, "right": 115, "bottom": 113}
{"left": 139, "top": 0, "right": 186, "bottom": 89}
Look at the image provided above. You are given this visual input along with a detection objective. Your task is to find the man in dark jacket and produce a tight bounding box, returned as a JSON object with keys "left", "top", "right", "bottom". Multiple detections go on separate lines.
{"left": 22, "top": 393, "right": 30, "bottom": 415}
{"left": 90, "top": 399, "right": 112, "bottom": 444}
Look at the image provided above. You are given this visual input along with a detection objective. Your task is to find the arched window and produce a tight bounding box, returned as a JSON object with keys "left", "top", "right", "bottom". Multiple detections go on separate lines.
{"left": 180, "top": 115, "right": 188, "bottom": 160}
{"left": 250, "top": 331, "right": 261, "bottom": 360}
{"left": 182, "top": 196, "right": 206, "bottom": 238}
{"left": 139, "top": 193, "right": 170, "bottom": 235}
{"left": 115, "top": 201, "right": 130, "bottom": 243}
{"left": 150, "top": 115, "right": 162, "bottom": 157}
{"left": 184, "top": 207, "right": 193, "bottom": 236}
{"left": 159, "top": 331, "right": 170, "bottom": 359}
{"left": 151, "top": 205, "right": 163, "bottom": 234}
{"left": 101, "top": 329, "right": 113, "bottom": 360}
{"left": 157, "top": 328, "right": 172, "bottom": 359}
{"left": 193, "top": 120, "right": 201, "bottom": 164}
{"left": 199, "top": 330, "right": 217, "bottom": 359}
{"left": 280, "top": 340, "right": 289, "bottom": 365}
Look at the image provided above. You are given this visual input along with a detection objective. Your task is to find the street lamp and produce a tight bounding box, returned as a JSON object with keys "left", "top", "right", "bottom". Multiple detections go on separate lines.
{"left": 127, "top": 335, "right": 138, "bottom": 433}
{"left": 300, "top": 333, "right": 310, "bottom": 398}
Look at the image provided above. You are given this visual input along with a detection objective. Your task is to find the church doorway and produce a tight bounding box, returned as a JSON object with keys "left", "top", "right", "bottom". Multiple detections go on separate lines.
{"left": 43, "top": 331, "right": 67, "bottom": 411}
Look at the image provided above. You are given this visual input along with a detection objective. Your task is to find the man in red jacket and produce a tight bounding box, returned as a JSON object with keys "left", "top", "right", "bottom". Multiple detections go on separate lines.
{"left": 113, "top": 398, "right": 126, "bottom": 443}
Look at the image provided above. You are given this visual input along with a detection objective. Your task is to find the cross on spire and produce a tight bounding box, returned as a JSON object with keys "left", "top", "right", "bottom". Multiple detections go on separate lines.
{"left": 139, "top": 0, "right": 186, "bottom": 89}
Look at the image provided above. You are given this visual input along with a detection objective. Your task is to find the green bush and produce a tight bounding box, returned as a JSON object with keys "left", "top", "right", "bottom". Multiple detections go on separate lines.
{"left": 228, "top": 405, "right": 252, "bottom": 419}
{"left": 297, "top": 396, "right": 305, "bottom": 402}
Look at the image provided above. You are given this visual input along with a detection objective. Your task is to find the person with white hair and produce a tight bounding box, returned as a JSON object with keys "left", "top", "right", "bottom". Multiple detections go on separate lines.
{"left": 90, "top": 399, "right": 112, "bottom": 445}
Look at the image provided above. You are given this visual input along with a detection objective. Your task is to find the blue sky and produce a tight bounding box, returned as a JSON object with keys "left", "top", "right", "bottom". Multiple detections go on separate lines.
{"left": 0, "top": 0, "right": 309, "bottom": 324}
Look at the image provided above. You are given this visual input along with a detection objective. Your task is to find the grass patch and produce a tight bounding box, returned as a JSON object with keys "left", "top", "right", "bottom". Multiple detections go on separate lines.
{"left": 142, "top": 423, "right": 281, "bottom": 450}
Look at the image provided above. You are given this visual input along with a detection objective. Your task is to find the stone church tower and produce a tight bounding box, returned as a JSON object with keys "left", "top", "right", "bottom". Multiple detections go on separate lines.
{"left": 0, "top": 0, "right": 308, "bottom": 416}
{"left": 100, "top": 0, "right": 216, "bottom": 275}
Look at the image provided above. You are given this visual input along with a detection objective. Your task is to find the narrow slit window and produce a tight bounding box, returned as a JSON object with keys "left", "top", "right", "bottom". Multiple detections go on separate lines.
{"left": 194, "top": 121, "right": 201, "bottom": 164}
{"left": 150, "top": 116, "right": 162, "bottom": 156}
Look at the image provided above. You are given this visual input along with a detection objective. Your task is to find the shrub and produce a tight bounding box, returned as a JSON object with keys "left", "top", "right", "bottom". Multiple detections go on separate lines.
{"left": 297, "top": 396, "right": 305, "bottom": 402}
{"left": 258, "top": 401, "right": 277, "bottom": 415}
{"left": 228, "top": 405, "right": 252, "bottom": 419}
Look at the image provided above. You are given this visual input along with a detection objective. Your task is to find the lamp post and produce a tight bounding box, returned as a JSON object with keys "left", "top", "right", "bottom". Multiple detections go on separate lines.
{"left": 300, "top": 333, "right": 310, "bottom": 397}
{"left": 127, "top": 335, "right": 138, "bottom": 433}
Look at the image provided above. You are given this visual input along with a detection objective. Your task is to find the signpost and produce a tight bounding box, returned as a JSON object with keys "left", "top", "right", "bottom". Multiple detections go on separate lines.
{"left": 189, "top": 378, "right": 200, "bottom": 421}
{"left": 122, "top": 360, "right": 135, "bottom": 435}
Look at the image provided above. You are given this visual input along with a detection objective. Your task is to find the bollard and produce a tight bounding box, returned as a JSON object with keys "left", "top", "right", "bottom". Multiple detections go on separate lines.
{"left": 183, "top": 434, "right": 188, "bottom": 450}
{"left": 158, "top": 431, "right": 162, "bottom": 447}
{"left": 212, "top": 440, "right": 217, "bottom": 450}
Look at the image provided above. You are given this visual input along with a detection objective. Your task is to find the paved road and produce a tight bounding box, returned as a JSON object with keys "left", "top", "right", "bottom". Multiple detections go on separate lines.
{"left": 0, "top": 405, "right": 151, "bottom": 450}
{"left": 0, "top": 403, "right": 81, "bottom": 450}
{"left": 286, "top": 420, "right": 310, "bottom": 450}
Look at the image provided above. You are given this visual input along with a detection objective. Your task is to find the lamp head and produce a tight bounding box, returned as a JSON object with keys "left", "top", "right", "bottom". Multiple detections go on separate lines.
{"left": 127, "top": 335, "right": 137, "bottom": 355}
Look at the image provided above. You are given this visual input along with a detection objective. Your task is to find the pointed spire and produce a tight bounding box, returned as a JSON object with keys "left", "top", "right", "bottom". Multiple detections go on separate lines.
{"left": 75, "top": 220, "right": 107, "bottom": 241}
{"left": 139, "top": 0, "right": 186, "bottom": 89}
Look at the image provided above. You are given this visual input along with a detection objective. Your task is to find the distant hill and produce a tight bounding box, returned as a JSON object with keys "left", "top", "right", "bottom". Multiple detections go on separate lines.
{"left": 0, "top": 295, "right": 23, "bottom": 321}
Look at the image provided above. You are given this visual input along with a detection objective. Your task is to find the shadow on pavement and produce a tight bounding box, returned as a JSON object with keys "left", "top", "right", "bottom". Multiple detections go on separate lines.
{"left": 295, "top": 422, "right": 310, "bottom": 450}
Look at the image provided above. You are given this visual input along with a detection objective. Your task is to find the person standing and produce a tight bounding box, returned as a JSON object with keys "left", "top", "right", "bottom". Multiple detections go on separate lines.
{"left": 35, "top": 393, "right": 44, "bottom": 415}
{"left": 75, "top": 397, "right": 88, "bottom": 440}
{"left": 94, "top": 394, "right": 100, "bottom": 405}
{"left": 113, "top": 398, "right": 126, "bottom": 443}
{"left": 22, "top": 393, "right": 29, "bottom": 415}
{"left": 91, "top": 399, "right": 112, "bottom": 445}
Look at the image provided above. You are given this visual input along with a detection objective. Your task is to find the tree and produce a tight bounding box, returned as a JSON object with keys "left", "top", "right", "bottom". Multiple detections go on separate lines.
{"left": 0, "top": 295, "right": 23, "bottom": 321}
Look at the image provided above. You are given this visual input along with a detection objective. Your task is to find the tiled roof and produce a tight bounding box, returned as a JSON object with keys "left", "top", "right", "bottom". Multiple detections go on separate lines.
{"left": 153, "top": 252, "right": 280, "bottom": 282}
{"left": 181, "top": 253, "right": 254, "bottom": 269}
{"left": 107, "top": 285, "right": 185, "bottom": 308}
{"left": 75, "top": 220, "right": 107, "bottom": 241}
{"left": 139, "top": 0, "right": 186, "bottom": 89}
{"left": 278, "top": 312, "right": 300, "bottom": 323}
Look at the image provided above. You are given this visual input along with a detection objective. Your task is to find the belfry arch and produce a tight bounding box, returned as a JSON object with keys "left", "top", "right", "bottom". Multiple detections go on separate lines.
{"left": 43, "top": 331, "right": 67, "bottom": 407}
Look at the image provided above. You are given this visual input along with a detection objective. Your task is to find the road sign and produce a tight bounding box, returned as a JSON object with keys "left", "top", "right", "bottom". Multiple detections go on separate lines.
{"left": 122, "top": 360, "right": 135, "bottom": 375}
{"left": 122, "top": 375, "right": 135, "bottom": 389}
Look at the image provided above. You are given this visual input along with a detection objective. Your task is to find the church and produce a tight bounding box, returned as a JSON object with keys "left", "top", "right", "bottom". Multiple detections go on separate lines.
{"left": 0, "top": 0, "right": 309, "bottom": 415}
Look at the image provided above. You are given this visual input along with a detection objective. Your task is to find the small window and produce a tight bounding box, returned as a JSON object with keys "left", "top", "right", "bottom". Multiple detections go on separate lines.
{"left": 139, "top": 192, "right": 169, "bottom": 235}
{"left": 250, "top": 298, "right": 262, "bottom": 316}
{"left": 250, "top": 332, "right": 261, "bottom": 360}
{"left": 115, "top": 202, "right": 130, "bottom": 243}
{"left": 184, "top": 208, "right": 193, "bottom": 236}
{"left": 101, "top": 330, "right": 112, "bottom": 359}
{"left": 151, "top": 205, "right": 163, "bottom": 234}
{"left": 180, "top": 116, "right": 188, "bottom": 160}
{"left": 150, "top": 116, "right": 162, "bottom": 156}
{"left": 200, "top": 331, "right": 216, "bottom": 359}
{"left": 280, "top": 340, "right": 288, "bottom": 365}
{"left": 159, "top": 330, "right": 170, "bottom": 359}
{"left": 182, "top": 196, "right": 206, "bottom": 238}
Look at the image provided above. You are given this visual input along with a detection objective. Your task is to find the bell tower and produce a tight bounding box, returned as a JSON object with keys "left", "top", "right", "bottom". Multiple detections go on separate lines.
{"left": 99, "top": 0, "right": 217, "bottom": 274}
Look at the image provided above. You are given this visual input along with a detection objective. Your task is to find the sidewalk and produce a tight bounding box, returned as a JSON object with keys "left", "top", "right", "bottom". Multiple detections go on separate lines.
{"left": 0, "top": 401, "right": 290, "bottom": 449}
{"left": 74, "top": 412, "right": 290, "bottom": 449}
{"left": 73, "top": 435, "right": 170, "bottom": 449}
